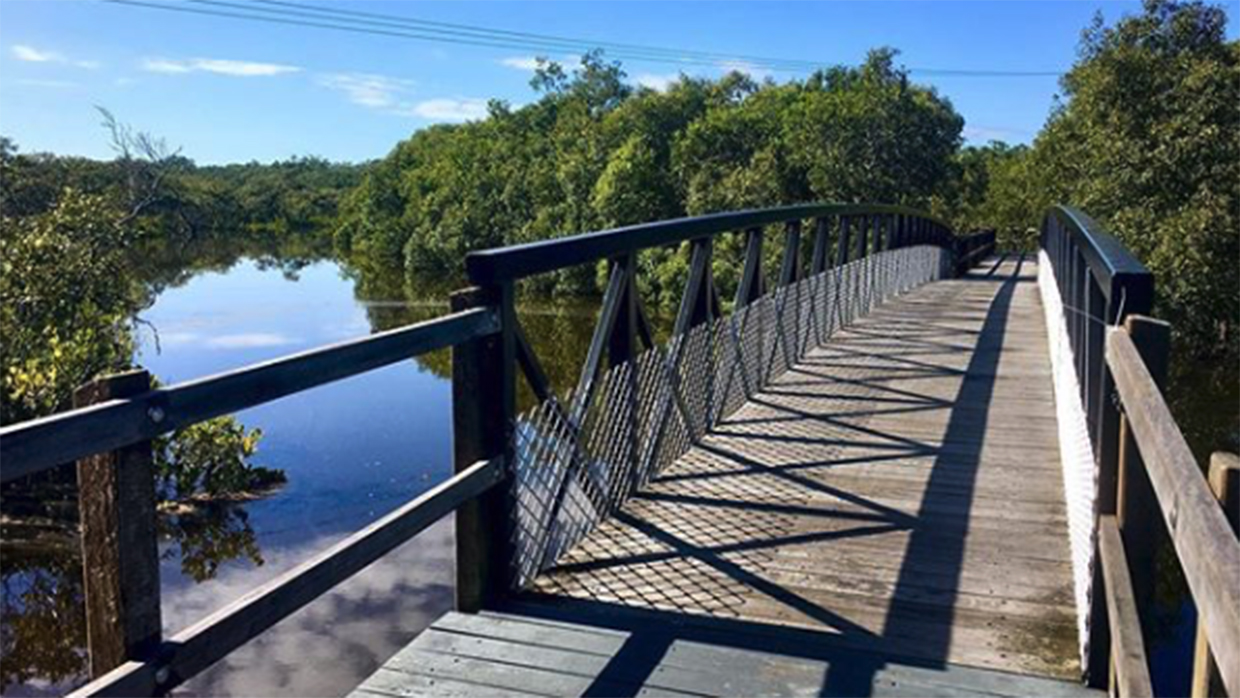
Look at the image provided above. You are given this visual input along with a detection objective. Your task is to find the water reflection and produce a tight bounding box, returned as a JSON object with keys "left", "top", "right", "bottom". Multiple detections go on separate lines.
{"left": 0, "top": 543, "right": 86, "bottom": 695}
{"left": 171, "top": 520, "right": 453, "bottom": 698}
{"left": 160, "top": 504, "right": 263, "bottom": 584}
{"left": 0, "top": 500, "right": 265, "bottom": 696}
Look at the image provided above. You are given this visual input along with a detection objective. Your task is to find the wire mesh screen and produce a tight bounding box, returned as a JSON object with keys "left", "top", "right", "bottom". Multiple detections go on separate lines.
{"left": 509, "top": 244, "right": 951, "bottom": 588}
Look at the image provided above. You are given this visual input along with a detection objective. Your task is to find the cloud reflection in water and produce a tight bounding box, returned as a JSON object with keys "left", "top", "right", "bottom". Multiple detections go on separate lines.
{"left": 168, "top": 519, "right": 453, "bottom": 697}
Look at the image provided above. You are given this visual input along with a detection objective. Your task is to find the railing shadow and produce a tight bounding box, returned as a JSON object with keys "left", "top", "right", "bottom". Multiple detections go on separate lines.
{"left": 517, "top": 256, "right": 1033, "bottom": 695}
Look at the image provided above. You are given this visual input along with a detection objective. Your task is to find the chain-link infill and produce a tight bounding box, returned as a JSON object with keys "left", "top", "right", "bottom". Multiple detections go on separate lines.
{"left": 509, "top": 245, "right": 950, "bottom": 588}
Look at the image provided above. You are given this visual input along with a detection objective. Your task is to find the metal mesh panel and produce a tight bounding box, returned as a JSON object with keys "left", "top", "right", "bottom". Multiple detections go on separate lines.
{"left": 509, "top": 244, "right": 951, "bottom": 588}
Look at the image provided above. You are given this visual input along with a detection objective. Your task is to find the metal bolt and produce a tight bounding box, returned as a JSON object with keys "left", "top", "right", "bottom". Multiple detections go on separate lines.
{"left": 148, "top": 405, "right": 165, "bottom": 424}
{"left": 155, "top": 666, "right": 171, "bottom": 685}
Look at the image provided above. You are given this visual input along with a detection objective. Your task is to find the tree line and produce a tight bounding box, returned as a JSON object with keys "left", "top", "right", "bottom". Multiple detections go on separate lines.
{"left": 335, "top": 0, "right": 1235, "bottom": 354}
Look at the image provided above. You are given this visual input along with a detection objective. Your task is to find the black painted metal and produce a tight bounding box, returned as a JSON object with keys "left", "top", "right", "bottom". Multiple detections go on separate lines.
{"left": 466, "top": 203, "right": 955, "bottom": 284}
{"left": 1038, "top": 204, "right": 1154, "bottom": 688}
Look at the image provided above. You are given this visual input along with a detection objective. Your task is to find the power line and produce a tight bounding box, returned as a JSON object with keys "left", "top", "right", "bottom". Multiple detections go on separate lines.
{"left": 196, "top": 0, "right": 807, "bottom": 71}
{"left": 105, "top": 0, "right": 773, "bottom": 72}
{"left": 245, "top": 0, "right": 829, "bottom": 71}
{"left": 102, "top": 0, "right": 1065, "bottom": 78}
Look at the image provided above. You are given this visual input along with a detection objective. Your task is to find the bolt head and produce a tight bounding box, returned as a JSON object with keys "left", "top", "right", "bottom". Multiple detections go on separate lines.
{"left": 148, "top": 406, "right": 165, "bottom": 424}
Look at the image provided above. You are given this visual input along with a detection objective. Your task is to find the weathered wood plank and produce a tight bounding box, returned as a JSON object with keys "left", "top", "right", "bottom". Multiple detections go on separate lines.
{"left": 1098, "top": 516, "right": 1153, "bottom": 698}
{"left": 74, "top": 371, "right": 162, "bottom": 678}
{"left": 1108, "top": 326, "right": 1240, "bottom": 695}
{"left": 1191, "top": 451, "right": 1239, "bottom": 698}
{"left": 525, "top": 258, "right": 1082, "bottom": 680}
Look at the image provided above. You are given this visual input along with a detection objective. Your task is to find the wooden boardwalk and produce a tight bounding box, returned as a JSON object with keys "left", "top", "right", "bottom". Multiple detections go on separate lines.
{"left": 351, "top": 256, "right": 1095, "bottom": 697}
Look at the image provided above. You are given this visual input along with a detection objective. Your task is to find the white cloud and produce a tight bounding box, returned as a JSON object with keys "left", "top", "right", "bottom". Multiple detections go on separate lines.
{"left": 12, "top": 44, "right": 58, "bottom": 62}
{"left": 11, "top": 44, "right": 99, "bottom": 69}
{"left": 317, "top": 71, "right": 485, "bottom": 123}
{"left": 318, "top": 72, "right": 413, "bottom": 109}
{"left": 405, "top": 98, "right": 489, "bottom": 122}
{"left": 142, "top": 57, "right": 300, "bottom": 77}
{"left": 142, "top": 58, "right": 192, "bottom": 74}
{"left": 205, "top": 332, "right": 295, "bottom": 349}
{"left": 500, "top": 56, "right": 541, "bottom": 72}
{"left": 635, "top": 72, "right": 680, "bottom": 92}
{"left": 719, "top": 60, "right": 773, "bottom": 81}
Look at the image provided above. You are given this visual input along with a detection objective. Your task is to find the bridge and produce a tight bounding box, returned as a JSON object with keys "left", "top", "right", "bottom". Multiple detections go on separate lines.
{"left": 2, "top": 205, "right": 1237, "bottom": 698}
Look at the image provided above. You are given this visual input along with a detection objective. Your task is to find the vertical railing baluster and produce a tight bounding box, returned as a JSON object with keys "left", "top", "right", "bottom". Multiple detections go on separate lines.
{"left": 835, "top": 216, "right": 852, "bottom": 331}
{"left": 779, "top": 220, "right": 801, "bottom": 368}
{"left": 735, "top": 226, "right": 766, "bottom": 390}
{"left": 609, "top": 253, "right": 640, "bottom": 501}
{"left": 810, "top": 217, "right": 830, "bottom": 347}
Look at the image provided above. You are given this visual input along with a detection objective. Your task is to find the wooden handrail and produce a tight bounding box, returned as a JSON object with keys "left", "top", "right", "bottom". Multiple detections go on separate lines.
{"left": 0, "top": 306, "right": 500, "bottom": 480}
{"left": 66, "top": 457, "right": 505, "bottom": 698}
{"left": 1107, "top": 325, "right": 1240, "bottom": 695}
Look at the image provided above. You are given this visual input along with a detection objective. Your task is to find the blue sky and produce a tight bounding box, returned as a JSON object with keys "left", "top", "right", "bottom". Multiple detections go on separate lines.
{"left": 1, "top": 1, "right": 1235, "bottom": 164}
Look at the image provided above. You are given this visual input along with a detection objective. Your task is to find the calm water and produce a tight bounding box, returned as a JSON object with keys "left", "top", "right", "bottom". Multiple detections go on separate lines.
{"left": 0, "top": 256, "right": 605, "bottom": 697}
{"left": 1, "top": 253, "right": 1234, "bottom": 696}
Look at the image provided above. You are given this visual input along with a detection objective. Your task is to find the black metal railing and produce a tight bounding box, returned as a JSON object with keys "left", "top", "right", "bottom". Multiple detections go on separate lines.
{"left": 463, "top": 203, "right": 995, "bottom": 586}
{"left": 1040, "top": 206, "right": 1153, "bottom": 462}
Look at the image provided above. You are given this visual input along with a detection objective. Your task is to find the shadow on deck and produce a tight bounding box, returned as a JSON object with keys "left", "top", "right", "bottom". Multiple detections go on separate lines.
{"left": 351, "top": 257, "right": 1097, "bottom": 698}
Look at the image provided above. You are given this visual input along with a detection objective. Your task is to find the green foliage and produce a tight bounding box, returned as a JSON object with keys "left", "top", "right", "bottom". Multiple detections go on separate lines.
{"left": 1033, "top": 0, "right": 1238, "bottom": 352}
{"left": 336, "top": 50, "right": 965, "bottom": 310}
{"left": 937, "top": 142, "right": 1044, "bottom": 251}
{"left": 0, "top": 189, "right": 139, "bottom": 423}
{"left": 154, "top": 418, "right": 281, "bottom": 502}
{"left": 1, "top": 137, "right": 284, "bottom": 503}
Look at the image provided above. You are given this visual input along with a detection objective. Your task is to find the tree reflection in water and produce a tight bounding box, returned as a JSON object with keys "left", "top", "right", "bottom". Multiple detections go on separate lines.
{"left": 160, "top": 503, "right": 263, "bottom": 584}
{"left": 0, "top": 544, "right": 87, "bottom": 692}
{"left": 0, "top": 499, "right": 263, "bottom": 694}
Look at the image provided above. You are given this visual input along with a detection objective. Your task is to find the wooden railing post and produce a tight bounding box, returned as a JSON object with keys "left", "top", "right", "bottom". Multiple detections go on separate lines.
{"left": 1116, "top": 316, "right": 1170, "bottom": 623}
{"left": 73, "top": 369, "right": 162, "bottom": 678}
{"left": 1090, "top": 309, "right": 1156, "bottom": 687}
{"left": 450, "top": 284, "right": 515, "bottom": 612}
{"left": 1192, "top": 451, "right": 1239, "bottom": 698}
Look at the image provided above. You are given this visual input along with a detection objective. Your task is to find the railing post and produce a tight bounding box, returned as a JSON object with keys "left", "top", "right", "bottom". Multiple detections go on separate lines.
{"left": 1192, "top": 452, "right": 1239, "bottom": 698}
{"left": 450, "top": 284, "right": 515, "bottom": 611}
{"left": 73, "top": 369, "right": 162, "bottom": 678}
{"left": 1090, "top": 311, "right": 1164, "bottom": 687}
{"left": 1116, "top": 315, "right": 1170, "bottom": 623}
{"left": 833, "top": 216, "right": 851, "bottom": 328}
